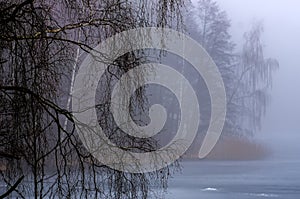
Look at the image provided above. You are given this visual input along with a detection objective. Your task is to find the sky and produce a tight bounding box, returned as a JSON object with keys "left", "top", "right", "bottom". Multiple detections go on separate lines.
{"left": 192, "top": 0, "right": 300, "bottom": 157}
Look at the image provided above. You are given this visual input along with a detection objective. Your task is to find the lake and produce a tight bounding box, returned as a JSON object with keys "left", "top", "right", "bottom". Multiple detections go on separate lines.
{"left": 165, "top": 158, "right": 300, "bottom": 199}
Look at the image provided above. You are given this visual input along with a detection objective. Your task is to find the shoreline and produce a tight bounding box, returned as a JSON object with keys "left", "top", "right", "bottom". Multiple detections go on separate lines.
{"left": 183, "top": 135, "right": 272, "bottom": 161}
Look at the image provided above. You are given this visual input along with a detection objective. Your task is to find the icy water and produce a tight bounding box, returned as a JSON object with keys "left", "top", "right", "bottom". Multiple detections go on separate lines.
{"left": 1, "top": 158, "right": 299, "bottom": 198}
{"left": 165, "top": 158, "right": 300, "bottom": 199}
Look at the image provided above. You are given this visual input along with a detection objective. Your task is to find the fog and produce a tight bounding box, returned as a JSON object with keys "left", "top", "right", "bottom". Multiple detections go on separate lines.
{"left": 213, "top": 0, "right": 300, "bottom": 159}
{"left": 1, "top": 1, "right": 299, "bottom": 198}
{"left": 165, "top": 2, "right": 300, "bottom": 198}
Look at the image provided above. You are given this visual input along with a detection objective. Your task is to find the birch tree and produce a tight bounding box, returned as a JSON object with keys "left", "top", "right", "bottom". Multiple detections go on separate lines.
{"left": 0, "top": 0, "right": 185, "bottom": 198}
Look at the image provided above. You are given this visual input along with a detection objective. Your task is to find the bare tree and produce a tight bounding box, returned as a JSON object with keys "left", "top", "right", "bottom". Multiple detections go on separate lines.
{"left": 0, "top": 0, "right": 184, "bottom": 198}
{"left": 229, "top": 23, "right": 279, "bottom": 136}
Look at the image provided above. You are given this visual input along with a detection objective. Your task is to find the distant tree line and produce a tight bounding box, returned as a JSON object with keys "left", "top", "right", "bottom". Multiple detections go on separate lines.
{"left": 185, "top": 0, "right": 278, "bottom": 152}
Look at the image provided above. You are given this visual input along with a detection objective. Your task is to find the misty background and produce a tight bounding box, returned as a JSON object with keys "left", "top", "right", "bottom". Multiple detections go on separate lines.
{"left": 213, "top": 0, "right": 300, "bottom": 159}
{"left": 167, "top": 2, "right": 300, "bottom": 197}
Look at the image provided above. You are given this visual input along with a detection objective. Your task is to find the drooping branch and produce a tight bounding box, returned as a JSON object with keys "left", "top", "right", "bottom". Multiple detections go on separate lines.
{"left": 0, "top": 175, "right": 24, "bottom": 199}
{"left": 0, "top": 86, "right": 73, "bottom": 122}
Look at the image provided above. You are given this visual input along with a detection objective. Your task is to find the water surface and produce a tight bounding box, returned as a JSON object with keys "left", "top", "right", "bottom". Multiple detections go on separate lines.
{"left": 166, "top": 158, "right": 300, "bottom": 199}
